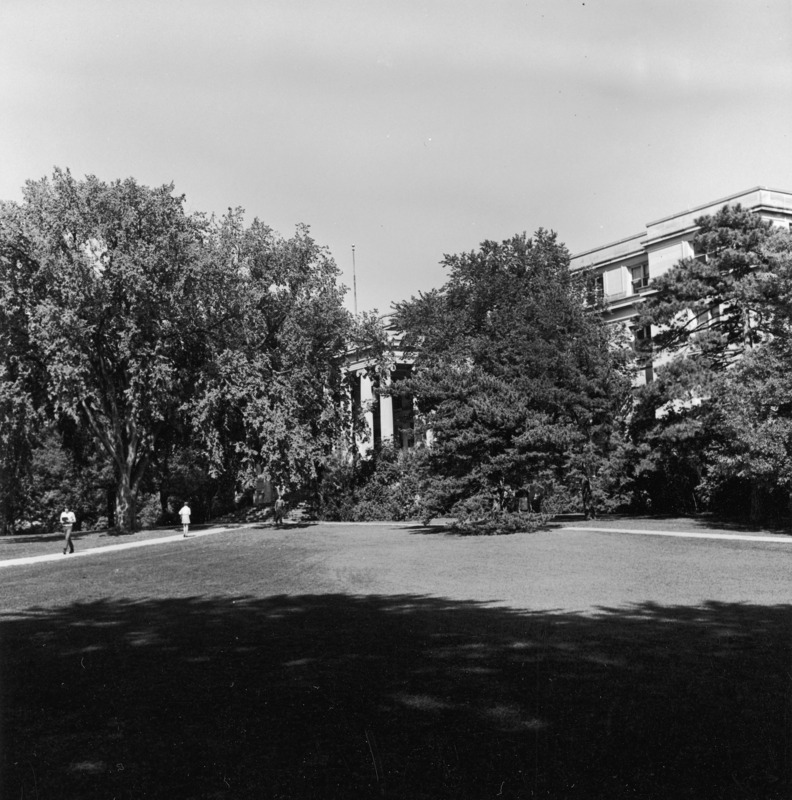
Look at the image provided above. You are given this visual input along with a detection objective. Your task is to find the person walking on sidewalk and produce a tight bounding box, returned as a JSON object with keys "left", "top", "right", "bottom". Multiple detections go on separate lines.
{"left": 60, "top": 507, "right": 77, "bottom": 554}
{"left": 179, "top": 501, "right": 191, "bottom": 537}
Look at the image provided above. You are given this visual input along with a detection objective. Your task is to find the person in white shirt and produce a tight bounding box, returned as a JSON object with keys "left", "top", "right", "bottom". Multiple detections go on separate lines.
{"left": 179, "top": 502, "right": 191, "bottom": 537}
{"left": 273, "top": 489, "right": 286, "bottom": 526}
{"left": 60, "top": 508, "right": 77, "bottom": 554}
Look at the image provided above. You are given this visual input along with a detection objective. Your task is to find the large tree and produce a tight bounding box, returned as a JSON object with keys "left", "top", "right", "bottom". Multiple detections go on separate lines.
{"left": 393, "top": 230, "right": 632, "bottom": 519}
{"left": 0, "top": 169, "right": 213, "bottom": 531}
{"left": 634, "top": 205, "right": 792, "bottom": 520}
{"left": 0, "top": 171, "right": 353, "bottom": 531}
{"left": 703, "top": 347, "right": 792, "bottom": 519}
{"left": 187, "top": 210, "right": 351, "bottom": 499}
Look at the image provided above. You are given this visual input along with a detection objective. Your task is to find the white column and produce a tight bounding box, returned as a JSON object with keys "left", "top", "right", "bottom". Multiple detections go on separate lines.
{"left": 359, "top": 372, "right": 375, "bottom": 455}
{"left": 379, "top": 375, "right": 394, "bottom": 445}
{"left": 424, "top": 407, "right": 435, "bottom": 448}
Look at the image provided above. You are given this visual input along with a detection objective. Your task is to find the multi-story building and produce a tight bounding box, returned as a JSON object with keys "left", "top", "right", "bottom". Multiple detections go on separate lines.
{"left": 569, "top": 186, "right": 792, "bottom": 383}
{"left": 348, "top": 187, "right": 792, "bottom": 451}
{"left": 345, "top": 326, "right": 417, "bottom": 455}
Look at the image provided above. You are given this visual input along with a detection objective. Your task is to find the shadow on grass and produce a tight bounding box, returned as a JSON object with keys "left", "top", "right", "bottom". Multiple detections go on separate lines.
{"left": 407, "top": 523, "right": 553, "bottom": 537}
{"left": 0, "top": 532, "right": 66, "bottom": 544}
{"left": 2, "top": 595, "right": 791, "bottom": 799}
{"left": 2, "top": 528, "right": 159, "bottom": 545}
{"left": 245, "top": 521, "right": 316, "bottom": 531}
{"left": 406, "top": 524, "right": 452, "bottom": 535}
{"left": 569, "top": 514, "right": 792, "bottom": 536}
{"left": 691, "top": 515, "right": 792, "bottom": 535}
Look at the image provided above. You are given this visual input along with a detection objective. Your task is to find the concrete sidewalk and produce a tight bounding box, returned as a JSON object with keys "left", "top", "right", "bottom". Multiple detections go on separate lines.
{"left": 0, "top": 525, "right": 234, "bottom": 568}
{"left": 559, "top": 524, "right": 792, "bottom": 544}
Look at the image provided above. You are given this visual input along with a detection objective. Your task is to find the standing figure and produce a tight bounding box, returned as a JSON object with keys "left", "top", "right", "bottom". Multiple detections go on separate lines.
{"left": 273, "top": 490, "right": 286, "bottom": 526}
{"left": 179, "top": 501, "right": 191, "bottom": 537}
{"left": 60, "top": 507, "right": 77, "bottom": 555}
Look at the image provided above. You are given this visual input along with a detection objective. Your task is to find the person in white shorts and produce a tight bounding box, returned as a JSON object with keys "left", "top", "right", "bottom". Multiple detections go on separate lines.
{"left": 179, "top": 502, "right": 191, "bottom": 537}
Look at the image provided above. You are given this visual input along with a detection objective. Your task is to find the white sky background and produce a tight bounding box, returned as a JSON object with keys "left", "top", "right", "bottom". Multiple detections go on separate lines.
{"left": 1, "top": 0, "right": 791, "bottom": 313}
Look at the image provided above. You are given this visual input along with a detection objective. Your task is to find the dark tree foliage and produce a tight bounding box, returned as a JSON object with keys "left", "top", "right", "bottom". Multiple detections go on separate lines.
{"left": 188, "top": 210, "right": 351, "bottom": 498}
{"left": 0, "top": 171, "right": 350, "bottom": 532}
{"left": 0, "top": 170, "right": 210, "bottom": 531}
{"left": 0, "top": 210, "right": 50, "bottom": 534}
{"left": 639, "top": 204, "right": 783, "bottom": 368}
{"left": 394, "top": 230, "right": 632, "bottom": 519}
{"left": 634, "top": 205, "right": 792, "bottom": 520}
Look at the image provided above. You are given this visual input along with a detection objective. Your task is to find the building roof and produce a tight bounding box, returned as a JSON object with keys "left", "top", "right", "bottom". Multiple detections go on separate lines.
{"left": 570, "top": 186, "right": 792, "bottom": 273}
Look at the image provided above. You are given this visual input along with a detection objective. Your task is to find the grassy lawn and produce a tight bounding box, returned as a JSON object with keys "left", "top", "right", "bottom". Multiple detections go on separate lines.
{"left": 2, "top": 523, "right": 792, "bottom": 799}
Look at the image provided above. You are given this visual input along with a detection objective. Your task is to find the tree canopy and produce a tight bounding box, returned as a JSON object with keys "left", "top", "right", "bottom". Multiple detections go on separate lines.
{"left": 639, "top": 205, "right": 790, "bottom": 368}
{"left": 187, "top": 210, "right": 351, "bottom": 496}
{"left": 5, "top": 173, "right": 792, "bottom": 532}
{"left": 394, "top": 230, "right": 632, "bottom": 519}
{"left": 634, "top": 205, "right": 792, "bottom": 520}
{"left": 0, "top": 169, "right": 350, "bottom": 532}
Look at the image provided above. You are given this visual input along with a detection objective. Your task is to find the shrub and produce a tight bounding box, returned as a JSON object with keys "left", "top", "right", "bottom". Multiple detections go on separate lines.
{"left": 313, "top": 446, "right": 428, "bottom": 521}
{"left": 136, "top": 493, "right": 163, "bottom": 529}
{"left": 452, "top": 509, "right": 549, "bottom": 535}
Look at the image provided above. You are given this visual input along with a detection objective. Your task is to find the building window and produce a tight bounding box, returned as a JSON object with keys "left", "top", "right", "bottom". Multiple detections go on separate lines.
{"left": 586, "top": 273, "right": 604, "bottom": 305}
{"left": 603, "top": 267, "right": 627, "bottom": 300}
{"left": 631, "top": 262, "right": 650, "bottom": 293}
{"left": 692, "top": 242, "right": 708, "bottom": 264}
{"left": 633, "top": 325, "right": 654, "bottom": 383}
{"left": 692, "top": 241, "right": 724, "bottom": 265}
{"left": 691, "top": 305, "right": 722, "bottom": 342}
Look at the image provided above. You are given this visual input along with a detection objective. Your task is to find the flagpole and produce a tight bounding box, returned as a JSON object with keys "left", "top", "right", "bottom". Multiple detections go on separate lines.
{"left": 352, "top": 244, "right": 358, "bottom": 315}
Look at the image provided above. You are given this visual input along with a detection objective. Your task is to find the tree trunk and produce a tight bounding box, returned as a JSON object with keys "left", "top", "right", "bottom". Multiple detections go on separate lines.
{"left": 749, "top": 482, "right": 764, "bottom": 525}
{"left": 106, "top": 487, "right": 115, "bottom": 529}
{"left": 115, "top": 469, "right": 137, "bottom": 533}
{"left": 215, "top": 471, "right": 236, "bottom": 518}
{"left": 788, "top": 489, "right": 792, "bottom": 530}
{"left": 159, "top": 483, "right": 169, "bottom": 517}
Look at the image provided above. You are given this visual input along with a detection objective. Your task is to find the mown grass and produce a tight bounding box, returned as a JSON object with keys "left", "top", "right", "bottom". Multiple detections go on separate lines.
{"left": 2, "top": 526, "right": 791, "bottom": 799}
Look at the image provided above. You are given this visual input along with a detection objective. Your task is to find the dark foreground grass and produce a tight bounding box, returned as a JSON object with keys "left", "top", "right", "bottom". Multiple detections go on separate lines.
{"left": 3, "top": 585, "right": 792, "bottom": 798}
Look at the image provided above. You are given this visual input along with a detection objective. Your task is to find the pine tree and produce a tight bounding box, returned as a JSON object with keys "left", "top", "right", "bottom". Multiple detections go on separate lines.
{"left": 394, "top": 230, "right": 632, "bottom": 522}
{"left": 635, "top": 204, "right": 792, "bottom": 520}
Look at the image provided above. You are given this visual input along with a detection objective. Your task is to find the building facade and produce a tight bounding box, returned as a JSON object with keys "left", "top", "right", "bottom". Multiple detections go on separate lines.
{"left": 570, "top": 186, "right": 792, "bottom": 382}
{"left": 345, "top": 328, "right": 417, "bottom": 455}
{"left": 347, "top": 187, "right": 792, "bottom": 451}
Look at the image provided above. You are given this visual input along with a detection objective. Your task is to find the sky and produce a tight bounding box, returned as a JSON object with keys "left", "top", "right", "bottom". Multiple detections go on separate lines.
{"left": 2, "top": 0, "right": 791, "bottom": 314}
